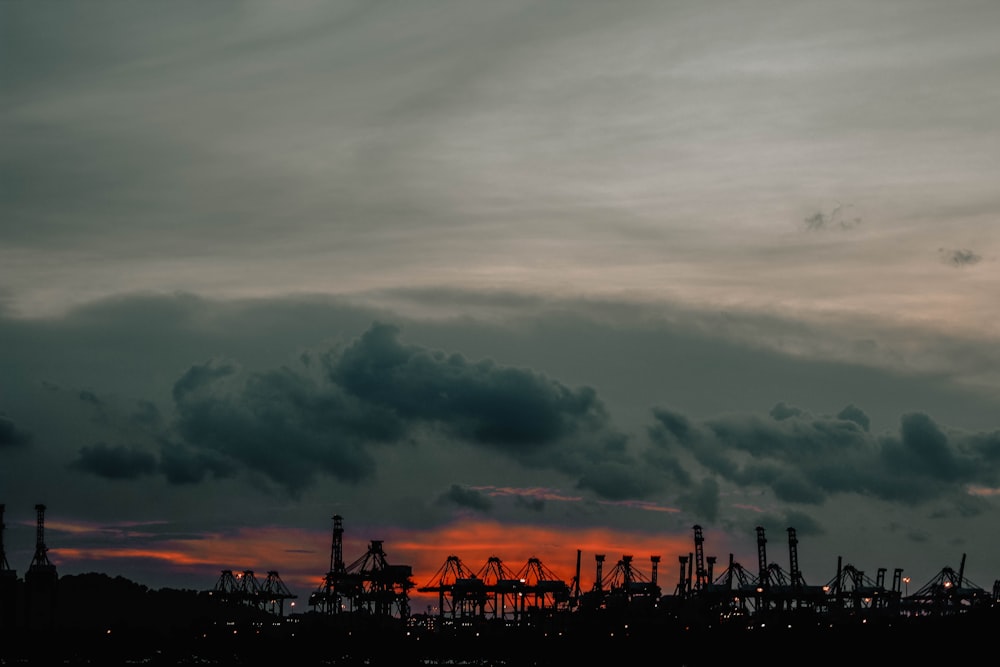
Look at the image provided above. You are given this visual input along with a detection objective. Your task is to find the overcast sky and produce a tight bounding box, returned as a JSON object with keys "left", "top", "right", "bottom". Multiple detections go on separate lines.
{"left": 3, "top": 0, "right": 1000, "bottom": 605}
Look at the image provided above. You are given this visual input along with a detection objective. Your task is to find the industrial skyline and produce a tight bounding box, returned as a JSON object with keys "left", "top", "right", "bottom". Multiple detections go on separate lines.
{"left": 1, "top": 503, "right": 994, "bottom": 621}
{"left": 3, "top": 0, "right": 1000, "bottom": 615}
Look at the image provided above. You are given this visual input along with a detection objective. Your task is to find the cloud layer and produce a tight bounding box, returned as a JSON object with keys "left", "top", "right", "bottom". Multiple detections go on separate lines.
{"left": 649, "top": 402, "right": 1000, "bottom": 512}
{"left": 63, "top": 321, "right": 635, "bottom": 498}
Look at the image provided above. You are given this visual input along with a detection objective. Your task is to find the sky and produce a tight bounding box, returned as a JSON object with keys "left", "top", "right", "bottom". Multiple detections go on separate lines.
{"left": 2, "top": 0, "right": 1000, "bottom": 609}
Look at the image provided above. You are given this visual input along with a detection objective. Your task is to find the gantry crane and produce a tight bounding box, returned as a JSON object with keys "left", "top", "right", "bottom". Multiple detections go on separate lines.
{"left": 474, "top": 555, "right": 521, "bottom": 621}
{"left": 514, "top": 557, "right": 571, "bottom": 613}
{"left": 417, "top": 555, "right": 480, "bottom": 619}
{"left": 903, "top": 554, "right": 992, "bottom": 615}
{"left": 308, "top": 516, "right": 413, "bottom": 618}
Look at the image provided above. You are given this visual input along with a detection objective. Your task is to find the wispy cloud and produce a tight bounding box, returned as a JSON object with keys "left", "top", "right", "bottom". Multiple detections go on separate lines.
{"left": 802, "top": 202, "right": 862, "bottom": 231}
{"left": 938, "top": 247, "right": 983, "bottom": 267}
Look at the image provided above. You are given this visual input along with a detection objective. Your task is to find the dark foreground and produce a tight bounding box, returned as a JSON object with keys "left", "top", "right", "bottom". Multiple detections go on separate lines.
{"left": 3, "top": 573, "right": 999, "bottom": 665}
{"left": 3, "top": 610, "right": 998, "bottom": 666}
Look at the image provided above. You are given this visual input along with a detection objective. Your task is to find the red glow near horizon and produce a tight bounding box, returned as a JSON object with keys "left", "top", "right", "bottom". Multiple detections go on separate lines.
{"left": 49, "top": 518, "right": 712, "bottom": 605}
{"left": 379, "top": 519, "right": 695, "bottom": 604}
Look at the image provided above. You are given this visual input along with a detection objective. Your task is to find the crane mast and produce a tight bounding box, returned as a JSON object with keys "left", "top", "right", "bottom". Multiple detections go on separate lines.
{"left": 330, "top": 514, "right": 345, "bottom": 574}
{"left": 755, "top": 526, "right": 768, "bottom": 589}
{"left": 29, "top": 504, "right": 53, "bottom": 571}
{"left": 788, "top": 527, "right": 802, "bottom": 589}
{"left": 693, "top": 525, "right": 708, "bottom": 590}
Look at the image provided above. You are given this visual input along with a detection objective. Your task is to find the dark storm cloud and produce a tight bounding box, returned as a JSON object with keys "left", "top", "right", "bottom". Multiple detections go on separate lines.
{"left": 70, "top": 442, "right": 157, "bottom": 480}
{"left": 769, "top": 402, "right": 803, "bottom": 421}
{"left": 327, "top": 322, "right": 609, "bottom": 450}
{"left": 965, "top": 430, "right": 1000, "bottom": 464}
{"left": 576, "top": 461, "right": 663, "bottom": 501}
{"left": 171, "top": 361, "right": 396, "bottom": 493}
{"left": 676, "top": 477, "right": 720, "bottom": 523}
{"left": 0, "top": 414, "right": 32, "bottom": 447}
{"left": 642, "top": 448, "right": 693, "bottom": 489}
{"left": 131, "top": 400, "right": 162, "bottom": 429}
{"left": 157, "top": 442, "right": 235, "bottom": 485}
{"left": 836, "top": 404, "right": 870, "bottom": 432}
{"left": 514, "top": 494, "right": 545, "bottom": 512}
{"left": 649, "top": 403, "right": 1000, "bottom": 509}
{"left": 172, "top": 360, "right": 239, "bottom": 403}
{"left": 166, "top": 322, "right": 627, "bottom": 496}
{"left": 882, "top": 412, "right": 969, "bottom": 480}
{"left": 938, "top": 247, "right": 983, "bottom": 267}
{"left": 754, "top": 511, "right": 824, "bottom": 539}
{"left": 438, "top": 484, "right": 493, "bottom": 512}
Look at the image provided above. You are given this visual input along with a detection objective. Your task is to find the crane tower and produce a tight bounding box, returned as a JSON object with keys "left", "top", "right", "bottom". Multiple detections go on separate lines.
{"left": 25, "top": 504, "right": 57, "bottom": 630}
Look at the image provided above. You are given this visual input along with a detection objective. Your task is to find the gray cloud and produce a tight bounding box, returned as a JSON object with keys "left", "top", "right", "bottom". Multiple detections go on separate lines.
{"left": 650, "top": 403, "right": 1000, "bottom": 508}
{"left": 802, "top": 203, "right": 861, "bottom": 231}
{"left": 754, "top": 511, "right": 824, "bottom": 540}
{"left": 938, "top": 247, "right": 983, "bottom": 267}
{"left": 881, "top": 412, "right": 970, "bottom": 481}
{"left": 70, "top": 442, "right": 157, "bottom": 480}
{"left": 165, "top": 322, "right": 629, "bottom": 496}
{"left": 328, "top": 322, "right": 610, "bottom": 451}
{"left": 836, "top": 404, "right": 870, "bottom": 432}
{"left": 171, "top": 361, "right": 395, "bottom": 493}
{"left": 157, "top": 442, "right": 235, "bottom": 486}
{"left": 79, "top": 390, "right": 102, "bottom": 406}
{"left": 131, "top": 400, "right": 162, "bottom": 429}
{"left": 172, "top": 360, "right": 239, "bottom": 404}
{"left": 0, "top": 414, "right": 32, "bottom": 447}
{"left": 769, "top": 401, "right": 804, "bottom": 421}
{"left": 513, "top": 494, "right": 545, "bottom": 512}
{"left": 676, "top": 477, "right": 720, "bottom": 523}
{"left": 438, "top": 484, "right": 493, "bottom": 512}
{"left": 575, "top": 461, "right": 663, "bottom": 501}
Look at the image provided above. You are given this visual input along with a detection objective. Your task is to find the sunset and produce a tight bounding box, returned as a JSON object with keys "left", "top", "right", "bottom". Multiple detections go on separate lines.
{"left": 3, "top": 0, "right": 1000, "bottom": 663}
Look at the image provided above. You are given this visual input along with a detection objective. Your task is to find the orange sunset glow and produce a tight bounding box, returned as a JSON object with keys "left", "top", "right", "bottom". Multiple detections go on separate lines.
{"left": 47, "top": 517, "right": 716, "bottom": 605}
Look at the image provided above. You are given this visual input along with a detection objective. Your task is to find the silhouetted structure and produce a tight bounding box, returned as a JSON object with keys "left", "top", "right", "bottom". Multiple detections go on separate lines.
{"left": 24, "top": 504, "right": 57, "bottom": 631}
{"left": 308, "top": 516, "right": 413, "bottom": 618}
{"left": 5, "top": 505, "right": 1000, "bottom": 666}
{"left": 211, "top": 569, "right": 297, "bottom": 616}
{"left": 309, "top": 514, "right": 346, "bottom": 614}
